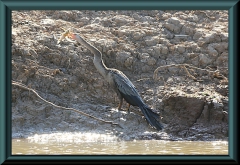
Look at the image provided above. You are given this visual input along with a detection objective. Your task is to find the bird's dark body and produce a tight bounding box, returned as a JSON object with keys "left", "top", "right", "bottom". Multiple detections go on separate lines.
{"left": 109, "top": 69, "right": 163, "bottom": 131}
{"left": 110, "top": 69, "right": 144, "bottom": 107}
{"left": 120, "top": 93, "right": 141, "bottom": 107}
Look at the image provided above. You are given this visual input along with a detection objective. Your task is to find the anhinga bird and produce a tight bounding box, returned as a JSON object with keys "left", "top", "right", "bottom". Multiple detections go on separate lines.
{"left": 67, "top": 32, "right": 163, "bottom": 131}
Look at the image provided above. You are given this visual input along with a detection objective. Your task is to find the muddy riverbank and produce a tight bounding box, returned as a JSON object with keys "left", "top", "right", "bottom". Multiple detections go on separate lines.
{"left": 12, "top": 10, "right": 228, "bottom": 141}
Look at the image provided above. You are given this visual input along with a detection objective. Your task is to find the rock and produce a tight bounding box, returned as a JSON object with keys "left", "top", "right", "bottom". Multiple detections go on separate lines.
{"left": 216, "top": 52, "right": 228, "bottom": 67}
{"left": 118, "top": 29, "right": 128, "bottom": 37}
{"left": 163, "top": 23, "right": 181, "bottom": 33}
{"left": 199, "top": 54, "right": 212, "bottom": 67}
{"left": 132, "top": 31, "right": 145, "bottom": 40}
{"left": 174, "top": 55, "right": 185, "bottom": 64}
{"left": 152, "top": 45, "right": 161, "bottom": 58}
{"left": 190, "top": 57, "right": 199, "bottom": 66}
{"left": 40, "top": 19, "right": 55, "bottom": 26}
{"left": 207, "top": 45, "right": 218, "bottom": 58}
{"left": 212, "top": 42, "right": 228, "bottom": 54}
{"left": 124, "top": 56, "right": 134, "bottom": 67}
{"left": 145, "top": 36, "right": 159, "bottom": 46}
{"left": 168, "top": 17, "right": 181, "bottom": 25}
{"left": 181, "top": 25, "right": 195, "bottom": 35}
{"left": 160, "top": 45, "right": 169, "bottom": 55}
{"left": 147, "top": 57, "right": 157, "bottom": 66}
{"left": 220, "top": 33, "right": 228, "bottom": 42}
{"left": 116, "top": 51, "right": 131, "bottom": 66}
{"left": 188, "top": 15, "right": 199, "bottom": 22}
{"left": 162, "top": 95, "right": 205, "bottom": 128}
{"left": 139, "top": 53, "right": 150, "bottom": 62}
{"left": 204, "top": 32, "right": 222, "bottom": 43}
{"left": 177, "top": 45, "right": 185, "bottom": 54}
{"left": 162, "top": 13, "right": 171, "bottom": 20}
{"left": 113, "top": 15, "right": 131, "bottom": 26}
{"left": 146, "top": 48, "right": 155, "bottom": 57}
{"left": 193, "top": 31, "right": 202, "bottom": 40}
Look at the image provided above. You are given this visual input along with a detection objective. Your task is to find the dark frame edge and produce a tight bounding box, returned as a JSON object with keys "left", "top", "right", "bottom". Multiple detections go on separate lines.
{"left": 0, "top": 0, "right": 11, "bottom": 164}
{"left": 0, "top": 1, "right": 7, "bottom": 165}
{"left": 1, "top": 0, "right": 238, "bottom": 10}
{"left": 0, "top": 0, "right": 239, "bottom": 164}
{"left": 229, "top": 1, "right": 239, "bottom": 163}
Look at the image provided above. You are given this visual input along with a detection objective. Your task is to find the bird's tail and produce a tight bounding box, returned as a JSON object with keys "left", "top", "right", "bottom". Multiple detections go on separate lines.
{"left": 139, "top": 104, "right": 163, "bottom": 131}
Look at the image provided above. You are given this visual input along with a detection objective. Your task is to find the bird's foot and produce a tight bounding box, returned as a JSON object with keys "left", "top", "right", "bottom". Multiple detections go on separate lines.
{"left": 117, "top": 107, "right": 130, "bottom": 113}
{"left": 117, "top": 107, "right": 122, "bottom": 111}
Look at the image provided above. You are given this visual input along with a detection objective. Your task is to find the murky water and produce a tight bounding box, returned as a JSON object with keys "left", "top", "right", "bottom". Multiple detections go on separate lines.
{"left": 12, "top": 133, "right": 228, "bottom": 155}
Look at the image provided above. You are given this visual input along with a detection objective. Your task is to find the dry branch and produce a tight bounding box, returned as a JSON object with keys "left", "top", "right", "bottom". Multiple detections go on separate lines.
{"left": 12, "top": 80, "right": 123, "bottom": 128}
{"left": 153, "top": 63, "right": 228, "bottom": 83}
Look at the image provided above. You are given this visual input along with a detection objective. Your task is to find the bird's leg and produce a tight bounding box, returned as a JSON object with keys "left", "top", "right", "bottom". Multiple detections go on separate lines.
{"left": 117, "top": 98, "right": 123, "bottom": 110}
{"left": 126, "top": 103, "right": 131, "bottom": 114}
{"left": 116, "top": 94, "right": 130, "bottom": 113}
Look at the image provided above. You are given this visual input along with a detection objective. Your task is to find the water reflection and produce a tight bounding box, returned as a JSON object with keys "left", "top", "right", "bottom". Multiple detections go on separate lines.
{"left": 12, "top": 132, "right": 228, "bottom": 155}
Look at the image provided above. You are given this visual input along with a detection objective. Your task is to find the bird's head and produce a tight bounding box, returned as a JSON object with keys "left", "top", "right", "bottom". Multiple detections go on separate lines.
{"left": 67, "top": 33, "right": 78, "bottom": 41}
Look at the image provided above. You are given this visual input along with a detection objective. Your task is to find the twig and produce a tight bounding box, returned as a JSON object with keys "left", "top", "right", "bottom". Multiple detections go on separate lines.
{"left": 12, "top": 80, "right": 123, "bottom": 128}
{"left": 182, "top": 65, "right": 197, "bottom": 81}
{"left": 153, "top": 63, "right": 228, "bottom": 83}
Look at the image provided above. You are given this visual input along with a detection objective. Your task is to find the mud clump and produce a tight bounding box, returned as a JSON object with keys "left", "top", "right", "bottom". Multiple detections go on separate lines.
{"left": 12, "top": 10, "right": 228, "bottom": 141}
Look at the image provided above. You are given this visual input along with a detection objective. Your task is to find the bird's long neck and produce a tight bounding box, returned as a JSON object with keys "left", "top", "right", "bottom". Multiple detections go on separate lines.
{"left": 75, "top": 35, "right": 109, "bottom": 78}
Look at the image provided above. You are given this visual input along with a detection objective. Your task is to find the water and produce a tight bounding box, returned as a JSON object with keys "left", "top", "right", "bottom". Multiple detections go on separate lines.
{"left": 12, "top": 133, "right": 228, "bottom": 155}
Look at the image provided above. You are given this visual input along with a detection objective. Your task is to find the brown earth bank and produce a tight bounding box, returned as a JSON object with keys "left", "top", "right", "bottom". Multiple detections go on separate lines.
{"left": 12, "top": 10, "right": 228, "bottom": 141}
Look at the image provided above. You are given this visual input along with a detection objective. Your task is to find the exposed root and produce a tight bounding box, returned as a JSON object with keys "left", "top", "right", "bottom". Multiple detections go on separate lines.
{"left": 182, "top": 65, "right": 197, "bottom": 81}
{"left": 12, "top": 80, "right": 123, "bottom": 129}
{"left": 153, "top": 64, "right": 228, "bottom": 84}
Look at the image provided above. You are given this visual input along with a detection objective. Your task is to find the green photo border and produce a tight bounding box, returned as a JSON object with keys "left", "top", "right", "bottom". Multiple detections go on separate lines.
{"left": 0, "top": 0, "right": 238, "bottom": 163}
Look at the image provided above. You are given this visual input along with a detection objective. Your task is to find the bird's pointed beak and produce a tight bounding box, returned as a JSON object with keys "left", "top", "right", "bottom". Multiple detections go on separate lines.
{"left": 57, "top": 29, "right": 71, "bottom": 44}
{"left": 67, "top": 32, "right": 74, "bottom": 39}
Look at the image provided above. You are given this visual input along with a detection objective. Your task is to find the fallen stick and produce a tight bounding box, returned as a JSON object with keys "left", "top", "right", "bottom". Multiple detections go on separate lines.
{"left": 153, "top": 63, "right": 228, "bottom": 83}
{"left": 12, "top": 80, "right": 123, "bottom": 128}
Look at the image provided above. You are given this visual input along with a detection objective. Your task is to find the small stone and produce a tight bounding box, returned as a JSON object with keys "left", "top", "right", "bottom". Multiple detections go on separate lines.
{"left": 177, "top": 46, "right": 185, "bottom": 54}
{"left": 199, "top": 54, "right": 212, "bottom": 67}
{"left": 125, "top": 57, "right": 134, "bottom": 67}
{"left": 147, "top": 57, "right": 157, "bottom": 66}
{"left": 193, "top": 31, "right": 202, "bottom": 40}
